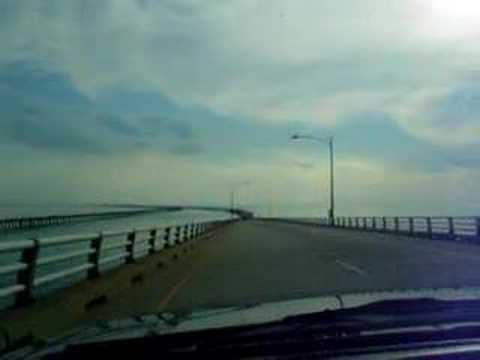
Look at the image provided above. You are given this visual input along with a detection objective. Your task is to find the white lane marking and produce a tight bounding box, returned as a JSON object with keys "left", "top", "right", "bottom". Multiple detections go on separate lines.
{"left": 335, "top": 259, "right": 368, "bottom": 276}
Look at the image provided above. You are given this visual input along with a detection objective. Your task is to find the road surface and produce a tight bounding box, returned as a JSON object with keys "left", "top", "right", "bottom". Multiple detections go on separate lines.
{"left": 81, "top": 219, "right": 480, "bottom": 322}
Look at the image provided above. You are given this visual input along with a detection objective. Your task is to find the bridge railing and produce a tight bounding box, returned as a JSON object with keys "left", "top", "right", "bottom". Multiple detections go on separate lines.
{"left": 330, "top": 216, "right": 480, "bottom": 241}
{"left": 0, "top": 219, "right": 231, "bottom": 309}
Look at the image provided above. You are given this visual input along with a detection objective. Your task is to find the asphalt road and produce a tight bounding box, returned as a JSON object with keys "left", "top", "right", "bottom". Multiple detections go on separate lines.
{"left": 83, "top": 220, "right": 480, "bottom": 321}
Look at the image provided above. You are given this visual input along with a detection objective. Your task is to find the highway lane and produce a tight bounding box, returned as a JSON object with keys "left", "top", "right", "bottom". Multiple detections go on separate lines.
{"left": 162, "top": 220, "right": 480, "bottom": 311}
{"left": 81, "top": 219, "right": 480, "bottom": 322}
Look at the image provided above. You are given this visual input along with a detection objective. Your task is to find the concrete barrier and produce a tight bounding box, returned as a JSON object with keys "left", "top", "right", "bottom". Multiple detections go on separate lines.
{"left": 0, "top": 221, "right": 236, "bottom": 354}
{"left": 0, "top": 239, "right": 197, "bottom": 353}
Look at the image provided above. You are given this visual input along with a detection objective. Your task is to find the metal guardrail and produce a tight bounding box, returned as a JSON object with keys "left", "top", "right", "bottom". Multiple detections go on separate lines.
{"left": 0, "top": 209, "right": 160, "bottom": 231}
{"left": 329, "top": 216, "right": 480, "bottom": 241}
{"left": 0, "top": 220, "right": 230, "bottom": 309}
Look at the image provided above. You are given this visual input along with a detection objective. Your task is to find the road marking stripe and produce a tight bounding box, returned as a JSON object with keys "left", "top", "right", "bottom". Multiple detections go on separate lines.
{"left": 335, "top": 259, "right": 367, "bottom": 276}
{"left": 157, "top": 271, "right": 195, "bottom": 311}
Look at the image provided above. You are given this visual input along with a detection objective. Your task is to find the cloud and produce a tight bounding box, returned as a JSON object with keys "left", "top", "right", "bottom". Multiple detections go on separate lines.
{"left": 391, "top": 84, "right": 480, "bottom": 145}
{"left": 0, "top": 87, "right": 103, "bottom": 153}
{"left": 292, "top": 162, "right": 314, "bottom": 170}
{"left": 1, "top": 59, "right": 477, "bottom": 176}
{"left": 2, "top": 1, "right": 480, "bottom": 215}
{"left": 334, "top": 156, "right": 480, "bottom": 216}
{"left": 2, "top": 0, "right": 478, "bottom": 130}
{"left": 100, "top": 114, "right": 140, "bottom": 137}
{"left": 170, "top": 142, "right": 204, "bottom": 155}
{"left": 138, "top": 116, "right": 193, "bottom": 140}
{"left": 0, "top": 61, "right": 90, "bottom": 106}
{"left": 1, "top": 124, "right": 479, "bottom": 215}
{"left": 0, "top": 63, "right": 205, "bottom": 155}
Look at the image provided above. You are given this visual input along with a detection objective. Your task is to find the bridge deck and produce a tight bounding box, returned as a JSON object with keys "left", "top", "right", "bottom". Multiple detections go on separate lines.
{"left": 4, "top": 219, "right": 480, "bottom": 349}
{"left": 83, "top": 219, "right": 480, "bottom": 321}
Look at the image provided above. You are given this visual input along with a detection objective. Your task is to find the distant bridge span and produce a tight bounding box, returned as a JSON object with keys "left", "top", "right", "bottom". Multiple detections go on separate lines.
{"left": 0, "top": 205, "right": 254, "bottom": 231}
{"left": 105, "top": 204, "right": 254, "bottom": 220}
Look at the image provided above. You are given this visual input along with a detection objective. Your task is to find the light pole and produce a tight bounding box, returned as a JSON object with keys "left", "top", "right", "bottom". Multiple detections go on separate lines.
{"left": 230, "top": 181, "right": 251, "bottom": 219}
{"left": 291, "top": 134, "right": 335, "bottom": 225}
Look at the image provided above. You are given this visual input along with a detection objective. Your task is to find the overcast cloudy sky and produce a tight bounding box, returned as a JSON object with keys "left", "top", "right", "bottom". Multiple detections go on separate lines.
{"left": 1, "top": 0, "right": 479, "bottom": 216}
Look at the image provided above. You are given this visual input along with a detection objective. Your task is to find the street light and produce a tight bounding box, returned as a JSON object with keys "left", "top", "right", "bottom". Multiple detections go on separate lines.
{"left": 291, "top": 133, "right": 335, "bottom": 225}
{"left": 230, "top": 181, "right": 251, "bottom": 219}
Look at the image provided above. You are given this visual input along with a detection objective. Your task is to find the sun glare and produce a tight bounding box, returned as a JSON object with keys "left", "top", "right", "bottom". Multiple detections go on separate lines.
{"left": 420, "top": 0, "right": 480, "bottom": 38}
{"left": 430, "top": 0, "right": 480, "bottom": 20}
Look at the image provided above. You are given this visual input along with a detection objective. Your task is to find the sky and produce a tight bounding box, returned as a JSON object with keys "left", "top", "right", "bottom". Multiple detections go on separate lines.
{"left": 0, "top": 0, "right": 480, "bottom": 217}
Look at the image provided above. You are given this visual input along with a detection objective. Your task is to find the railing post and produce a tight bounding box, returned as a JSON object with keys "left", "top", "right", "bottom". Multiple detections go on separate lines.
{"left": 363, "top": 217, "right": 367, "bottom": 230}
{"left": 15, "top": 239, "right": 40, "bottom": 306}
{"left": 126, "top": 230, "right": 136, "bottom": 264}
{"left": 409, "top": 217, "right": 414, "bottom": 235}
{"left": 476, "top": 217, "right": 480, "bottom": 241}
{"left": 382, "top": 217, "right": 387, "bottom": 231}
{"left": 175, "top": 226, "right": 181, "bottom": 244}
{"left": 355, "top": 217, "right": 359, "bottom": 228}
{"left": 149, "top": 229, "right": 157, "bottom": 254}
{"left": 394, "top": 217, "right": 399, "bottom": 233}
{"left": 183, "top": 224, "right": 189, "bottom": 242}
{"left": 87, "top": 232, "right": 103, "bottom": 279}
{"left": 426, "top": 217, "right": 433, "bottom": 239}
{"left": 164, "top": 227, "right": 171, "bottom": 247}
{"left": 190, "top": 223, "right": 195, "bottom": 239}
{"left": 448, "top": 217, "right": 455, "bottom": 240}
{"left": 372, "top": 217, "right": 377, "bottom": 230}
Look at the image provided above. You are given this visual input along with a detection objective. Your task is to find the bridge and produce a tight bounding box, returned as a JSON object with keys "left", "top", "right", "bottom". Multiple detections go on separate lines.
{"left": 0, "top": 205, "right": 253, "bottom": 231}
{"left": 1, "top": 215, "right": 480, "bottom": 352}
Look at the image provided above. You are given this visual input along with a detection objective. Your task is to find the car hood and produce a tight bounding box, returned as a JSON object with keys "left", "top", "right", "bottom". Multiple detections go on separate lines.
{"left": 7, "top": 286, "right": 480, "bottom": 359}
{"left": 106, "top": 287, "right": 480, "bottom": 337}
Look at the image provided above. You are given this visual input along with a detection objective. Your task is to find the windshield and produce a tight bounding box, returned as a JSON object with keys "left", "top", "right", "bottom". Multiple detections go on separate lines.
{"left": 1, "top": 0, "right": 480, "bottom": 352}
